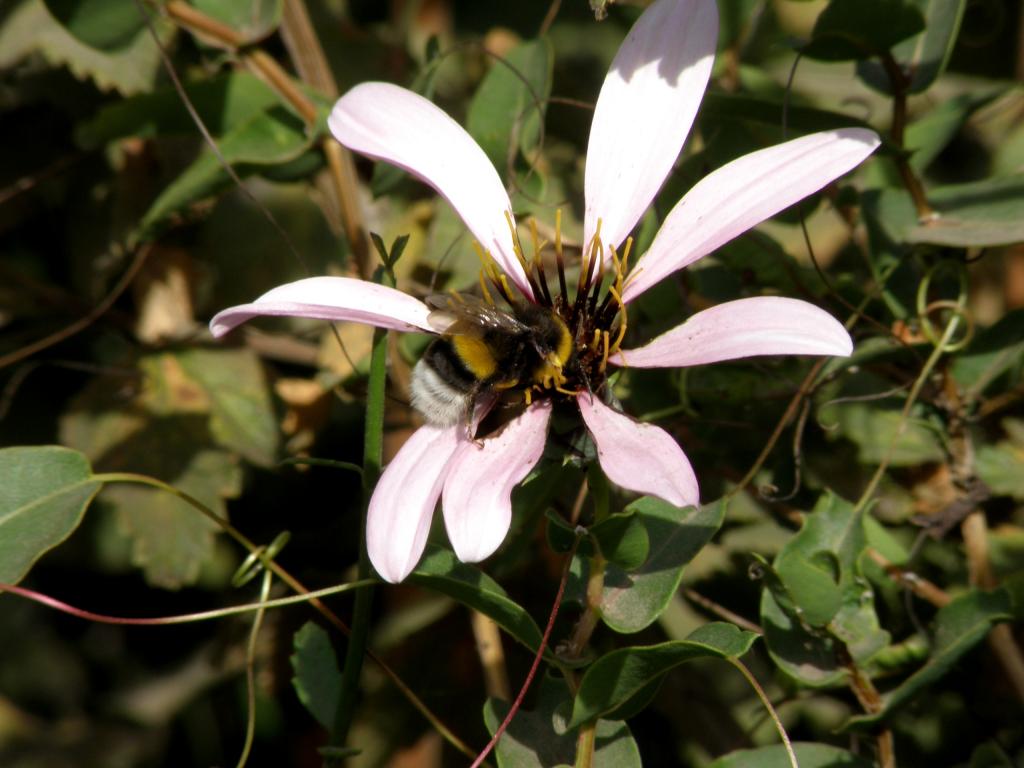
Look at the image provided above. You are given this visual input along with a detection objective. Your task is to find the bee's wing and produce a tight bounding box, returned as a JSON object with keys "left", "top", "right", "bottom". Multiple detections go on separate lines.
{"left": 425, "top": 293, "right": 527, "bottom": 336}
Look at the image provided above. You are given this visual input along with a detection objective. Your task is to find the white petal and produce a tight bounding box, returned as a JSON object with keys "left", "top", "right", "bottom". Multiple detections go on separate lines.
{"left": 329, "top": 83, "right": 532, "bottom": 298}
{"left": 622, "top": 128, "right": 881, "bottom": 303}
{"left": 367, "top": 424, "right": 464, "bottom": 583}
{"left": 209, "top": 276, "right": 435, "bottom": 337}
{"left": 577, "top": 394, "right": 698, "bottom": 508}
{"left": 584, "top": 0, "right": 717, "bottom": 255}
{"left": 611, "top": 296, "right": 852, "bottom": 368}
{"left": 442, "top": 401, "right": 551, "bottom": 563}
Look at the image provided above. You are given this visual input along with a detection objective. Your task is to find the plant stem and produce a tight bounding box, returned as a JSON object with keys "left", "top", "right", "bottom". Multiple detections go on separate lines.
{"left": 89, "top": 471, "right": 477, "bottom": 759}
{"left": 278, "top": 0, "right": 371, "bottom": 277}
{"left": 235, "top": 569, "right": 272, "bottom": 768}
{"left": 880, "top": 52, "right": 933, "bottom": 220}
{"left": 0, "top": 245, "right": 149, "bottom": 371}
{"left": 847, "top": 662, "right": 895, "bottom": 768}
{"left": 853, "top": 313, "right": 961, "bottom": 513}
{"left": 729, "top": 658, "right": 796, "bottom": 768}
{"left": 472, "top": 611, "right": 511, "bottom": 701}
{"left": 574, "top": 722, "right": 597, "bottom": 768}
{"left": 330, "top": 314, "right": 388, "bottom": 755}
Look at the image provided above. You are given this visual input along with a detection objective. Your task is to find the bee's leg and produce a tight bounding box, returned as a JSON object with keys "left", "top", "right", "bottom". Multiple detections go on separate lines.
{"left": 464, "top": 385, "right": 484, "bottom": 445}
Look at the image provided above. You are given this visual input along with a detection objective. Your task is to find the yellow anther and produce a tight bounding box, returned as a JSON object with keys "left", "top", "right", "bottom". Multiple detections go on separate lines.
{"left": 478, "top": 272, "right": 494, "bottom": 304}
{"left": 606, "top": 284, "right": 623, "bottom": 308}
{"left": 602, "top": 283, "right": 629, "bottom": 354}
{"left": 620, "top": 237, "right": 634, "bottom": 273}
{"left": 524, "top": 388, "right": 533, "bottom": 405}
{"left": 504, "top": 210, "right": 531, "bottom": 271}
{"left": 591, "top": 328, "right": 601, "bottom": 350}
{"left": 611, "top": 317, "right": 628, "bottom": 354}
{"left": 599, "top": 330, "right": 610, "bottom": 372}
{"left": 579, "top": 218, "right": 604, "bottom": 294}
{"left": 621, "top": 266, "right": 644, "bottom": 293}
{"left": 497, "top": 273, "right": 513, "bottom": 299}
{"left": 472, "top": 242, "right": 504, "bottom": 284}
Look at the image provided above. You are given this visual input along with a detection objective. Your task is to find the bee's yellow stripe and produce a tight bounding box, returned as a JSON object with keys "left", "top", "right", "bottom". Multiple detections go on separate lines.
{"left": 451, "top": 335, "right": 499, "bottom": 380}
{"left": 555, "top": 319, "right": 572, "bottom": 367}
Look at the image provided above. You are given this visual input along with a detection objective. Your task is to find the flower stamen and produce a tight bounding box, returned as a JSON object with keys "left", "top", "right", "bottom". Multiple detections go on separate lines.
{"left": 505, "top": 210, "right": 542, "bottom": 300}
{"left": 554, "top": 209, "right": 569, "bottom": 305}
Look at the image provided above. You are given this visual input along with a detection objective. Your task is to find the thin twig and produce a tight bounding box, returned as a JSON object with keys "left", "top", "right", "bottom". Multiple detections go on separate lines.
{"left": 469, "top": 544, "right": 577, "bottom": 768}
{"left": 865, "top": 549, "right": 951, "bottom": 608}
{"left": 87, "top": 472, "right": 478, "bottom": 759}
{"left": 279, "top": 0, "right": 372, "bottom": 277}
{"left": 471, "top": 611, "right": 512, "bottom": 701}
{"left": 729, "top": 658, "right": 797, "bottom": 768}
{"left": 0, "top": 246, "right": 149, "bottom": 371}
{"left": 846, "top": 662, "right": 895, "bottom": 768}
{"left": 235, "top": 570, "right": 272, "bottom": 768}
{"left": 684, "top": 589, "right": 763, "bottom": 634}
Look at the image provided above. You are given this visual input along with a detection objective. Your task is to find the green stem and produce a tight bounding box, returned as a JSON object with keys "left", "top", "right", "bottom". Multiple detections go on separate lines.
{"left": 235, "top": 569, "right": 272, "bottom": 768}
{"left": 853, "top": 313, "right": 961, "bottom": 513}
{"left": 89, "top": 471, "right": 477, "bottom": 759}
{"left": 574, "top": 722, "right": 597, "bottom": 768}
{"left": 880, "top": 52, "right": 933, "bottom": 220}
{"left": 728, "top": 658, "right": 797, "bottom": 768}
{"left": 330, "top": 274, "right": 389, "bottom": 755}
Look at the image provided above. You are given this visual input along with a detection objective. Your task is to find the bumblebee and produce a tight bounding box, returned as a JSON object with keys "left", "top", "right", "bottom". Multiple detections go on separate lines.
{"left": 410, "top": 294, "right": 575, "bottom": 427}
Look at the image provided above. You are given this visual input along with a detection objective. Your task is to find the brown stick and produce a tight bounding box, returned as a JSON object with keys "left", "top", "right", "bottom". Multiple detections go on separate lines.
{"left": 279, "top": 0, "right": 371, "bottom": 277}
{"left": 866, "top": 549, "right": 952, "bottom": 608}
{"left": 470, "top": 611, "right": 511, "bottom": 701}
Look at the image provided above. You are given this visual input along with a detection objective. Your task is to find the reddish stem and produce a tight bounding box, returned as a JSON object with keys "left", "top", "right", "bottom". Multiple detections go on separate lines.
{"left": 469, "top": 548, "right": 575, "bottom": 768}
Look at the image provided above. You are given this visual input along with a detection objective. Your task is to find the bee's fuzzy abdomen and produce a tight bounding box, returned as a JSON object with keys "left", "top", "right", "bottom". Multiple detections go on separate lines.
{"left": 410, "top": 340, "right": 478, "bottom": 426}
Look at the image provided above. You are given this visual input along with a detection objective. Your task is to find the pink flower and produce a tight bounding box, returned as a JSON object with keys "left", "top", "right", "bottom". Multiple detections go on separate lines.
{"left": 210, "top": 0, "right": 879, "bottom": 583}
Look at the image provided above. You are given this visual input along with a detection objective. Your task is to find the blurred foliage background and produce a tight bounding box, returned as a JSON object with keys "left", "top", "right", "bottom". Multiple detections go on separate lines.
{"left": 1, "top": 0, "right": 1023, "bottom": 766}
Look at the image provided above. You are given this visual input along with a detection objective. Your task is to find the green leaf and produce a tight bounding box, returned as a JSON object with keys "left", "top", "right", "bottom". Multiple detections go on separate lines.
{"left": 773, "top": 494, "right": 866, "bottom": 626}
{"left": 42, "top": 0, "right": 144, "bottom": 50}
{"left": 290, "top": 621, "right": 341, "bottom": 729}
{"left": 950, "top": 310, "right": 1024, "bottom": 399}
{"left": 110, "top": 440, "right": 240, "bottom": 590}
{"left": 59, "top": 353, "right": 243, "bottom": 589}
{"left": 856, "top": 0, "right": 967, "bottom": 94}
{"left": 845, "top": 587, "right": 1014, "bottom": 728}
{"left": 975, "top": 422, "right": 1024, "bottom": 500}
{"left": 803, "top": 0, "right": 925, "bottom": 62}
{"left": 907, "top": 175, "right": 1024, "bottom": 247}
{"left": 139, "top": 105, "right": 314, "bottom": 239}
{"left": 904, "top": 90, "right": 1002, "bottom": 172}
{"left": 544, "top": 509, "right": 647, "bottom": 568}
{"left": 969, "top": 741, "right": 1016, "bottom": 768}
{"left": 466, "top": 38, "right": 553, "bottom": 177}
{"left": 600, "top": 498, "right": 725, "bottom": 634}
{"left": 190, "top": 0, "right": 282, "bottom": 44}
{"left": 821, "top": 401, "right": 945, "bottom": 467}
{"left": 699, "top": 92, "right": 886, "bottom": 147}
{"left": 708, "top": 743, "right": 875, "bottom": 768}
{"left": 568, "top": 623, "right": 758, "bottom": 728}
{"left": 176, "top": 347, "right": 278, "bottom": 467}
{"left": 760, "top": 493, "right": 890, "bottom": 686}
{"left": 760, "top": 588, "right": 846, "bottom": 688}
{"left": 591, "top": 512, "right": 649, "bottom": 571}
{"left": 8, "top": 0, "right": 173, "bottom": 95}
{"left": 76, "top": 72, "right": 280, "bottom": 148}
{"left": 483, "top": 676, "right": 641, "bottom": 768}
{"left": 0, "top": 446, "right": 101, "bottom": 585}
{"left": 409, "top": 547, "right": 544, "bottom": 653}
